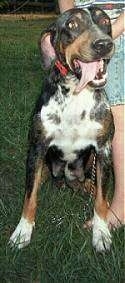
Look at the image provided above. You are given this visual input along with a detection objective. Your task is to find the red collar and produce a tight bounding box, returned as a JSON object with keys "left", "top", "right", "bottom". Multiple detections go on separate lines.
{"left": 55, "top": 60, "right": 68, "bottom": 76}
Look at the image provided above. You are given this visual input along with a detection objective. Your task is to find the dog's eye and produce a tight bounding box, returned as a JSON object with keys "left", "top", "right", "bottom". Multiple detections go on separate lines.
{"left": 99, "top": 17, "right": 110, "bottom": 25}
{"left": 68, "top": 20, "right": 78, "bottom": 30}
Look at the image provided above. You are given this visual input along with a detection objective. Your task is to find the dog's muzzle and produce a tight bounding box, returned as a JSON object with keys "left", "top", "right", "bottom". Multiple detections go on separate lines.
{"left": 74, "top": 35, "right": 114, "bottom": 92}
{"left": 72, "top": 37, "right": 114, "bottom": 92}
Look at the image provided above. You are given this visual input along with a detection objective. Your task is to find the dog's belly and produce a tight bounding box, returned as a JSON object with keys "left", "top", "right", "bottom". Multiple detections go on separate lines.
{"left": 41, "top": 88, "right": 102, "bottom": 160}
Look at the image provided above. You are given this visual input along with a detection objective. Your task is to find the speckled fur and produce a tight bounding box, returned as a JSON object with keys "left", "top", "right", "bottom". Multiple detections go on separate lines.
{"left": 10, "top": 7, "right": 115, "bottom": 251}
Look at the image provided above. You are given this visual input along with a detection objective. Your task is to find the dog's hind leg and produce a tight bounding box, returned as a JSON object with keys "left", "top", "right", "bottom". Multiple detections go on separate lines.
{"left": 9, "top": 143, "right": 49, "bottom": 249}
{"left": 92, "top": 151, "right": 112, "bottom": 252}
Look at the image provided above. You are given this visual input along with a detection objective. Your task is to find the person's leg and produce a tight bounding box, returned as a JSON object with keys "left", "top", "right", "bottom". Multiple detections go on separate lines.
{"left": 105, "top": 35, "right": 125, "bottom": 228}
{"left": 106, "top": 105, "right": 125, "bottom": 228}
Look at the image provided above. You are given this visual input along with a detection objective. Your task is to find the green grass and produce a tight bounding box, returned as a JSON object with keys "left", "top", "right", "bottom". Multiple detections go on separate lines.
{"left": 0, "top": 17, "right": 124, "bottom": 283}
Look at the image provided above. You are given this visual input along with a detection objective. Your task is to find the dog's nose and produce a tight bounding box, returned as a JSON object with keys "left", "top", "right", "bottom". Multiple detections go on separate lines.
{"left": 92, "top": 38, "right": 113, "bottom": 54}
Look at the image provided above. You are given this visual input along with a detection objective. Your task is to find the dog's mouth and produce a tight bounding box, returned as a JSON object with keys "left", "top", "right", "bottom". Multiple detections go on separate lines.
{"left": 73, "top": 59, "right": 107, "bottom": 92}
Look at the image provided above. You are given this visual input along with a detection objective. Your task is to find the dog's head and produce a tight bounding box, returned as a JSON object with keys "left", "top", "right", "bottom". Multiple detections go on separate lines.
{"left": 41, "top": 7, "right": 114, "bottom": 91}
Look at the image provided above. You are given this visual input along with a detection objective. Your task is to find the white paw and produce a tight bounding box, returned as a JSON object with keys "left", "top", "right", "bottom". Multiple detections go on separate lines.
{"left": 9, "top": 217, "right": 35, "bottom": 249}
{"left": 92, "top": 210, "right": 112, "bottom": 252}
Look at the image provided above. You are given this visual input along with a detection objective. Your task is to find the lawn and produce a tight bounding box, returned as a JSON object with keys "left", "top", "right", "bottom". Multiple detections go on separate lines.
{"left": 0, "top": 16, "right": 124, "bottom": 283}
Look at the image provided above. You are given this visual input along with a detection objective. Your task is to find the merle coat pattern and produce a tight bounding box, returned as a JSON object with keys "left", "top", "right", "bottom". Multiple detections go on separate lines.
{"left": 10, "top": 7, "right": 115, "bottom": 251}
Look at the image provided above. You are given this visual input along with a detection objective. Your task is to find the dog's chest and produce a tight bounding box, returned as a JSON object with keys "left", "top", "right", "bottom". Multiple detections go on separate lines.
{"left": 40, "top": 87, "right": 102, "bottom": 158}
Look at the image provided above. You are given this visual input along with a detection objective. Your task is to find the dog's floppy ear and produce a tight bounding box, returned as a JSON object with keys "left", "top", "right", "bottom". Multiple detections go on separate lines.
{"left": 39, "top": 22, "right": 57, "bottom": 69}
{"left": 88, "top": 7, "right": 112, "bottom": 37}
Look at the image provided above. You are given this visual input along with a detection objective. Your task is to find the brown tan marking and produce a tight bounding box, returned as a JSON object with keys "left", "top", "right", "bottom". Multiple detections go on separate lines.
{"left": 65, "top": 31, "right": 94, "bottom": 69}
{"left": 22, "top": 161, "right": 49, "bottom": 223}
{"left": 95, "top": 9, "right": 103, "bottom": 16}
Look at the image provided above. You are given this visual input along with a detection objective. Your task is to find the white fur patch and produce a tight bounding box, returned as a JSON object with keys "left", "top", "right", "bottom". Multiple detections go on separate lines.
{"left": 92, "top": 210, "right": 112, "bottom": 252}
{"left": 41, "top": 78, "right": 102, "bottom": 161}
{"left": 9, "top": 217, "right": 35, "bottom": 249}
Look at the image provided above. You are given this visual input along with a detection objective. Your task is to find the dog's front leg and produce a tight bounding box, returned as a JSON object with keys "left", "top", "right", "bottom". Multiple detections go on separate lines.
{"left": 92, "top": 150, "right": 112, "bottom": 252}
{"left": 9, "top": 143, "right": 49, "bottom": 249}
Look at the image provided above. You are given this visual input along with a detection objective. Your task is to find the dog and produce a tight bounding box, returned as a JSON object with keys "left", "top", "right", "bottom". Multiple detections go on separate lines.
{"left": 9, "top": 7, "right": 115, "bottom": 251}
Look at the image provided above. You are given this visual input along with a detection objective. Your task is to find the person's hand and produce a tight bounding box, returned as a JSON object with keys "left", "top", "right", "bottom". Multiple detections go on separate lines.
{"left": 112, "top": 12, "right": 125, "bottom": 39}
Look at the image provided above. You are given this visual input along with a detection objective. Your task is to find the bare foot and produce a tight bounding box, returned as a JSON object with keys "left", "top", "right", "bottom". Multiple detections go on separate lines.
{"left": 106, "top": 199, "right": 125, "bottom": 230}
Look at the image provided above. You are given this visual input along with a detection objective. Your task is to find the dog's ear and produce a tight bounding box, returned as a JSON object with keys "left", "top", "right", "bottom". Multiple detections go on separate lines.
{"left": 88, "top": 7, "right": 112, "bottom": 37}
{"left": 39, "top": 22, "right": 57, "bottom": 69}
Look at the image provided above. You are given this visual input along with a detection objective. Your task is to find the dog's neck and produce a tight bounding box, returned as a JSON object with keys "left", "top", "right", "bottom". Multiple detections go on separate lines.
{"left": 54, "top": 59, "right": 81, "bottom": 82}
{"left": 52, "top": 59, "right": 95, "bottom": 96}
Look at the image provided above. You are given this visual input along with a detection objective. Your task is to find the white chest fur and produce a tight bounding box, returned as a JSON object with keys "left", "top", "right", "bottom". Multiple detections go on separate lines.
{"left": 41, "top": 86, "right": 102, "bottom": 161}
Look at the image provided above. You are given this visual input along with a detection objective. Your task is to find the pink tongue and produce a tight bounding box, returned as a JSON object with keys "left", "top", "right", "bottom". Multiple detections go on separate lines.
{"left": 75, "top": 60, "right": 101, "bottom": 92}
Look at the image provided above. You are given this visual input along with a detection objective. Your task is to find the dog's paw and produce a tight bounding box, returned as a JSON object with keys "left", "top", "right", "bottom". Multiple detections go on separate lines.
{"left": 9, "top": 217, "right": 35, "bottom": 249}
{"left": 92, "top": 210, "right": 112, "bottom": 252}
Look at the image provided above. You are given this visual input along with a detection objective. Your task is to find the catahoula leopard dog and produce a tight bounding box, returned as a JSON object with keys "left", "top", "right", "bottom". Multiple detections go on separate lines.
{"left": 10, "top": 7, "right": 115, "bottom": 252}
